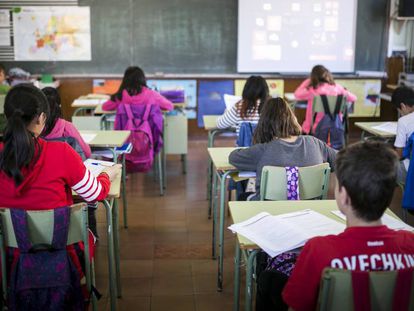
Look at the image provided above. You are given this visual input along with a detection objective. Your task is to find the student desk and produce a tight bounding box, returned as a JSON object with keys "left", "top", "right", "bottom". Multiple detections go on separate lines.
{"left": 73, "top": 166, "right": 122, "bottom": 311}
{"left": 71, "top": 97, "right": 108, "bottom": 116}
{"left": 229, "top": 200, "right": 405, "bottom": 311}
{"left": 203, "top": 115, "right": 236, "bottom": 205}
{"left": 80, "top": 130, "right": 130, "bottom": 229}
{"left": 354, "top": 122, "right": 397, "bottom": 141}
{"left": 208, "top": 147, "right": 238, "bottom": 291}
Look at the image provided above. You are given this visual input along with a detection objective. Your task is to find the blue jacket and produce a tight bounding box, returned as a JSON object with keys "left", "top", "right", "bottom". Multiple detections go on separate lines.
{"left": 402, "top": 132, "right": 414, "bottom": 210}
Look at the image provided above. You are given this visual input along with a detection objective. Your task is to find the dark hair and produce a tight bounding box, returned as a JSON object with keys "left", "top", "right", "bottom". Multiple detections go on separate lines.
{"left": 253, "top": 97, "right": 302, "bottom": 144}
{"left": 309, "top": 65, "right": 335, "bottom": 89}
{"left": 41, "top": 87, "right": 62, "bottom": 136}
{"left": 335, "top": 141, "right": 398, "bottom": 222}
{"left": 391, "top": 86, "right": 414, "bottom": 109}
{"left": 111, "top": 66, "right": 147, "bottom": 101}
{"left": 0, "top": 84, "right": 49, "bottom": 186}
{"left": 0, "top": 64, "right": 6, "bottom": 75}
{"left": 238, "top": 75, "right": 269, "bottom": 119}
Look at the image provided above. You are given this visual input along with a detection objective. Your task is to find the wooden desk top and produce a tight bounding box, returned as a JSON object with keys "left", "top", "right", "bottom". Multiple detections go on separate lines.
{"left": 80, "top": 130, "right": 130, "bottom": 148}
{"left": 354, "top": 122, "right": 397, "bottom": 138}
{"left": 208, "top": 147, "right": 237, "bottom": 171}
{"left": 229, "top": 200, "right": 400, "bottom": 249}
{"left": 203, "top": 115, "right": 220, "bottom": 130}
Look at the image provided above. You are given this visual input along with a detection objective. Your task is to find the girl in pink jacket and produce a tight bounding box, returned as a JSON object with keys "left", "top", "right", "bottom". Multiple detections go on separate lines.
{"left": 41, "top": 87, "right": 91, "bottom": 158}
{"left": 102, "top": 66, "right": 173, "bottom": 112}
{"left": 294, "top": 65, "right": 357, "bottom": 134}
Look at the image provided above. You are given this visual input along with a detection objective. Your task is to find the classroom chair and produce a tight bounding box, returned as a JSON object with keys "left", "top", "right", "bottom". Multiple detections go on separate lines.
{"left": 72, "top": 115, "right": 104, "bottom": 131}
{"left": 317, "top": 268, "right": 414, "bottom": 311}
{"left": 0, "top": 203, "right": 98, "bottom": 311}
{"left": 260, "top": 163, "right": 331, "bottom": 200}
{"left": 311, "top": 95, "right": 349, "bottom": 146}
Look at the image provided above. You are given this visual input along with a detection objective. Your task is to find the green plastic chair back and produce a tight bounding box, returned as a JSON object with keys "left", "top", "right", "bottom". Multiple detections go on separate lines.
{"left": 260, "top": 163, "right": 330, "bottom": 200}
{"left": 72, "top": 115, "right": 104, "bottom": 131}
{"left": 317, "top": 268, "right": 414, "bottom": 311}
{"left": 0, "top": 204, "right": 97, "bottom": 310}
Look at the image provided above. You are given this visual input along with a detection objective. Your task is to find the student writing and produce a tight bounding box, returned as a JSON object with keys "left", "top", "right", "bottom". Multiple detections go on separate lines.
{"left": 216, "top": 75, "right": 269, "bottom": 133}
{"left": 294, "top": 64, "right": 357, "bottom": 134}
{"left": 0, "top": 84, "right": 119, "bottom": 210}
{"left": 229, "top": 97, "right": 336, "bottom": 201}
{"left": 391, "top": 86, "right": 414, "bottom": 184}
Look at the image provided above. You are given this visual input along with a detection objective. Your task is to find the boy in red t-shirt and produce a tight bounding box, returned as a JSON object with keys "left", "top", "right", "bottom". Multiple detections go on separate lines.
{"left": 279, "top": 141, "right": 414, "bottom": 311}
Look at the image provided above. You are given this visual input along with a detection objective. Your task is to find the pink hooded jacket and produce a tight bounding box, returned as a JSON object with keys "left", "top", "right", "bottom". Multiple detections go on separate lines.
{"left": 102, "top": 87, "right": 174, "bottom": 112}
{"left": 294, "top": 78, "right": 357, "bottom": 134}
{"left": 44, "top": 118, "right": 92, "bottom": 159}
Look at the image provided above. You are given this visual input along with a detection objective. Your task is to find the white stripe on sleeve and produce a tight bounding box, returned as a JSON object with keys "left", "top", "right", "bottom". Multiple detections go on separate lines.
{"left": 72, "top": 169, "right": 104, "bottom": 202}
{"left": 83, "top": 182, "right": 103, "bottom": 202}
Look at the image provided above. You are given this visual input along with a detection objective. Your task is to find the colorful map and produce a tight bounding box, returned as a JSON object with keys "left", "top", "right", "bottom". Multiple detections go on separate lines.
{"left": 13, "top": 7, "right": 91, "bottom": 61}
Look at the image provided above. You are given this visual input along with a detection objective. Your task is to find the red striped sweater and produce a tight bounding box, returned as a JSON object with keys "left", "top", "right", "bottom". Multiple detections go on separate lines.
{"left": 0, "top": 138, "right": 110, "bottom": 210}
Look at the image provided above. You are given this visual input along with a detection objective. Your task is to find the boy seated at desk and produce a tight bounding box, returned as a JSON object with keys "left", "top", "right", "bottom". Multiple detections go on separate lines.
{"left": 392, "top": 86, "right": 414, "bottom": 184}
{"left": 257, "top": 141, "right": 414, "bottom": 311}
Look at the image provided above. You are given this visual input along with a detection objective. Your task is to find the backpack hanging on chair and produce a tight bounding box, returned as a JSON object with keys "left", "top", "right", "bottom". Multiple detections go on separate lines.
{"left": 313, "top": 95, "right": 345, "bottom": 150}
{"left": 8, "top": 207, "right": 84, "bottom": 311}
{"left": 122, "top": 103, "right": 155, "bottom": 172}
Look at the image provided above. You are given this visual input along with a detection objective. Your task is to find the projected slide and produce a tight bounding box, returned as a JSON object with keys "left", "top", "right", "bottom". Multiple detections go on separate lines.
{"left": 237, "top": 0, "right": 357, "bottom": 73}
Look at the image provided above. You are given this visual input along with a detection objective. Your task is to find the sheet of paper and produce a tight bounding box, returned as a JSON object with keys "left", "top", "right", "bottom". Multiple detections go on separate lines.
{"left": 84, "top": 159, "right": 115, "bottom": 177}
{"left": 80, "top": 133, "right": 96, "bottom": 143}
{"left": 223, "top": 94, "right": 242, "bottom": 110}
{"left": 238, "top": 171, "right": 256, "bottom": 178}
{"left": 331, "top": 210, "right": 413, "bottom": 231}
{"left": 371, "top": 122, "right": 397, "bottom": 135}
{"left": 229, "top": 210, "right": 345, "bottom": 257}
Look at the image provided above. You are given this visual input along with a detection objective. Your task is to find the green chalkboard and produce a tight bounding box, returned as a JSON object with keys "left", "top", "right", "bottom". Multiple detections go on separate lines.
{"left": 3, "top": 0, "right": 387, "bottom": 74}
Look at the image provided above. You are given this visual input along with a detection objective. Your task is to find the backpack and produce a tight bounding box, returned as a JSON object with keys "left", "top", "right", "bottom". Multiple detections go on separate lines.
{"left": 402, "top": 132, "right": 414, "bottom": 210}
{"left": 8, "top": 207, "right": 84, "bottom": 311}
{"left": 44, "top": 136, "right": 86, "bottom": 161}
{"left": 236, "top": 122, "right": 257, "bottom": 147}
{"left": 313, "top": 95, "right": 345, "bottom": 150}
{"left": 122, "top": 103, "right": 154, "bottom": 172}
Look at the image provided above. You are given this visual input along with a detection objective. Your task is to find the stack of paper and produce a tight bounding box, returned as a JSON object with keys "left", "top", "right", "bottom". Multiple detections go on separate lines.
{"left": 73, "top": 98, "right": 106, "bottom": 106}
{"left": 229, "top": 210, "right": 345, "bottom": 257}
{"left": 371, "top": 122, "right": 397, "bottom": 135}
{"left": 331, "top": 210, "right": 414, "bottom": 231}
{"left": 224, "top": 94, "right": 242, "bottom": 109}
{"left": 84, "top": 159, "right": 115, "bottom": 177}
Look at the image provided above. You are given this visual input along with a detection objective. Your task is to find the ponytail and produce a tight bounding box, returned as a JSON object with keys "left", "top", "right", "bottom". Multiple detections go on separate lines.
{"left": 0, "top": 84, "right": 49, "bottom": 186}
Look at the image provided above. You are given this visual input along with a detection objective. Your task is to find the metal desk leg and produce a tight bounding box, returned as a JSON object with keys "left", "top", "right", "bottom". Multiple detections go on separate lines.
{"left": 112, "top": 199, "right": 122, "bottom": 298}
{"left": 181, "top": 154, "right": 187, "bottom": 174}
{"left": 102, "top": 199, "right": 117, "bottom": 311}
{"left": 218, "top": 170, "right": 231, "bottom": 291}
{"left": 211, "top": 166, "right": 218, "bottom": 259}
{"left": 207, "top": 129, "right": 219, "bottom": 202}
{"left": 360, "top": 130, "right": 365, "bottom": 141}
{"left": 158, "top": 152, "right": 164, "bottom": 196}
{"left": 245, "top": 250, "right": 259, "bottom": 311}
{"left": 121, "top": 154, "right": 128, "bottom": 228}
{"left": 233, "top": 242, "right": 241, "bottom": 311}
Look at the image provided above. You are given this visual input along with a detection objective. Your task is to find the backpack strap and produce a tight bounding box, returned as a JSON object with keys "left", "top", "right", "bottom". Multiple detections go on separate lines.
{"left": 10, "top": 209, "right": 32, "bottom": 252}
{"left": 50, "top": 206, "right": 70, "bottom": 250}
{"left": 123, "top": 103, "right": 135, "bottom": 122}
{"left": 333, "top": 95, "right": 344, "bottom": 116}
{"left": 320, "top": 95, "right": 334, "bottom": 121}
{"left": 351, "top": 270, "right": 371, "bottom": 311}
{"left": 142, "top": 104, "right": 152, "bottom": 122}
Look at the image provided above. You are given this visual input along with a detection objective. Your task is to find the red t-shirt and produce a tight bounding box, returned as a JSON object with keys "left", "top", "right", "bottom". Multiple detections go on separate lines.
{"left": 282, "top": 226, "right": 414, "bottom": 311}
{"left": 0, "top": 138, "right": 110, "bottom": 210}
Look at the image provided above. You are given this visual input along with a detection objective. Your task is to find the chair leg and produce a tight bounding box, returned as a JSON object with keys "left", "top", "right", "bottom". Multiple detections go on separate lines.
{"left": 158, "top": 152, "right": 164, "bottom": 196}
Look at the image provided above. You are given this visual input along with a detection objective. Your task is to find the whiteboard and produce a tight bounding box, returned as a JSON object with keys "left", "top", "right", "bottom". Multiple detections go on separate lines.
{"left": 237, "top": 0, "right": 358, "bottom": 73}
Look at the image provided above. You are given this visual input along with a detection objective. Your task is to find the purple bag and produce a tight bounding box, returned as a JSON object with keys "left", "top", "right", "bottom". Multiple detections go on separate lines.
{"left": 266, "top": 252, "right": 298, "bottom": 277}
{"left": 8, "top": 207, "right": 84, "bottom": 311}
{"left": 122, "top": 103, "right": 155, "bottom": 172}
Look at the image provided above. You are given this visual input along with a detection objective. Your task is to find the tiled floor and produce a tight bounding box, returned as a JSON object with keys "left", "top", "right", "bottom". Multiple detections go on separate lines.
{"left": 93, "top": 136, "right": 414, "bottom": 310}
